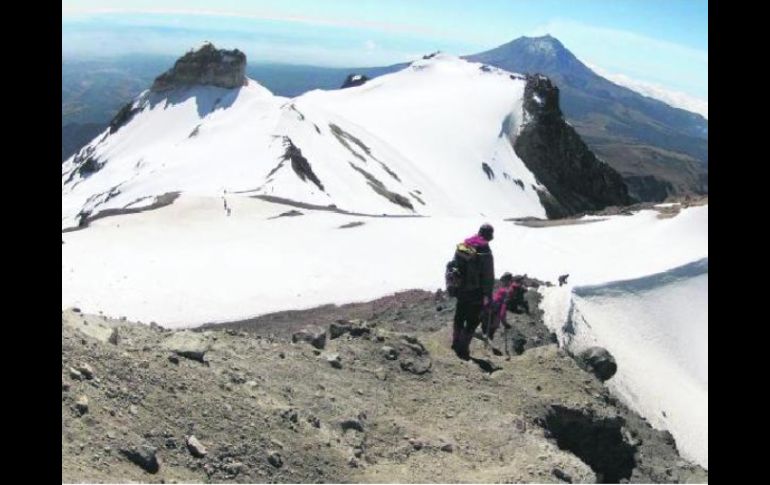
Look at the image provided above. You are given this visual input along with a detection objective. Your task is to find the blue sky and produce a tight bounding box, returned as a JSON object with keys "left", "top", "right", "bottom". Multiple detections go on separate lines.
{"left": 62, "top": 0, "right": 708, "bottom": 101}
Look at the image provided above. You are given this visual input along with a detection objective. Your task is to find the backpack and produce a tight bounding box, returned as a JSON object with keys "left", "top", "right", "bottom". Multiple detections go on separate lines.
{"left": 445, "top": 242, "right": 481, "bottom": 297}
{"left": 445, "top": 260, "right": 462, "bottom": 297}
{"left": 506, "top": 283, "right": 528, "bottom": 312}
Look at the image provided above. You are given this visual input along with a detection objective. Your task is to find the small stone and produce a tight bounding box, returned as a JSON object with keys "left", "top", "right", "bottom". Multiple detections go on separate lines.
{"left": 340, "top": 419, "right": 365, "bottom": 433}
{"left": 270, "top": 439, "right": 285, "bottom": 449}
{"left": 281, "top": 408, "right": 299, "bottom": 424}
{"left": 186, "top": 435, "right": 207, "bottom": 457}
{"left": 108, "top": 328, "right": 120, "bottom": 345}
{"left": 292, "top": 326, "right": 326, "bottom": 349}
{"left": 77, "top": 363, "right": 95, "bottom": 380}
{"left": 119, "top": 443, "right": 160, "bottom": 473}
{"left": 129, "top": 405, "right": 139, "bottom": 416}
{"left": 62, "top": 377, "right": 70, "bottom": 391}
{"left": 224, "top": 462, "right": 244, "bottom": 475}
{"left": 513, "top": 419, "right": 526, "bottom": 432}
{"left": 161, "top": 332, "right": 210, "bottom": 363}
{"left": 409, "top": 439, "right": 424, "bottom": 450}
{"left": 75, "top": 395, "right": 89, "bottom": 415}
{"left": 380, "top": 346, "right": 398, "bottom": 360}
{"left": 325, "top": 353, "right": 342, "bottom": 369}
{"left": 552, "top": 467, "right": 573, "bottom": 483}
{"left": 69, "top": 367, "right": 84, "bottom": 380}
{"left": 267, "top": 451, "right": 283, "bottom": 468}
{"left": 400, "top": 358, "right": 431, "bottom": 375}
{"left": 168, "top": 355, "right": 179, "bottom": 364}
{"left": 440, "top": 443, "right": 454, "bottom": 452}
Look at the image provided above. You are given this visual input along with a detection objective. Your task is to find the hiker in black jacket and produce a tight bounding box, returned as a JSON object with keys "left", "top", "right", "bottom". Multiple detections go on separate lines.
{"left": 451, "top": 223, "right": 495, "bottom": 360}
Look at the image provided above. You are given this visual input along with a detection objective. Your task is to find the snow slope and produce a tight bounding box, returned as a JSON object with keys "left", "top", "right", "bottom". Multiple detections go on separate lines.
{"left": 541, "top": 260, "right": 708, "bottom": 468}
{"left": 62, "top": 55, "right": 547, "bottom": 230}
{"left": 62, "top": 196, "right": 707, "bottom": 326}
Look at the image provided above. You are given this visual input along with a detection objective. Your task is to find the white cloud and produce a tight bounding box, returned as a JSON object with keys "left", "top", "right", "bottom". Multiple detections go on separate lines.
{"left": 587, "top": 63, "right": 708, "bottom": 119}
{"left": 529, "top": 19, "right": 708, "bottom": 64}
{"left": 61, "top": 5, "right": 449, "bottom": 38}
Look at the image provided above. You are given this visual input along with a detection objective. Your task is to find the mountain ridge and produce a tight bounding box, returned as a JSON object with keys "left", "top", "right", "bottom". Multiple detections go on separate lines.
{"left": 62, "top": 46, "right": 630, "bottom": 228}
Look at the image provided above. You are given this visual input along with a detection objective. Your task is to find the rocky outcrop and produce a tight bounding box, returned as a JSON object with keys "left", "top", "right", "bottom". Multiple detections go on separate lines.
{"left": 511, "top": 74, "right": 634, "bottom": 218}
{"left": 281, "top": 137, "right": 325, "bottom": 192}
{"left": 151, "top": 43, "right": 247, "bottom": 92}
{"left": 109, "top": 101, "right": 143, "bottom": 134}
{"left": 340, "top": 74, "right": 369, "bottom": 89}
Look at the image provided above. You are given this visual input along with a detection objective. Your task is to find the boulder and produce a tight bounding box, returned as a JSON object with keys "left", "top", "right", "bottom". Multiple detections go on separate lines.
{"left": 292, "top": 326, "right": 327, "bottom": 349}
{"left": 577, "top": 347, "right": 617, "bottom": 381}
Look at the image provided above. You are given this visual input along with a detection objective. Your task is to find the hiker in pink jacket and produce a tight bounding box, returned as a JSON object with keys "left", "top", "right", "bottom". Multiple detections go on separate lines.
{"left": 482, "top": 272, "right": 515, "bottom": 341}
{"left": 483, "top": 273, "right": 530, "bottom": 340}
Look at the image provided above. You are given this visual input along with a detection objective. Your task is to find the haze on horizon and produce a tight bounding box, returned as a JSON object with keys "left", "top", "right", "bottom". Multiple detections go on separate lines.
{"left": 62, "top": 0, "right": 708, "bottom": 116}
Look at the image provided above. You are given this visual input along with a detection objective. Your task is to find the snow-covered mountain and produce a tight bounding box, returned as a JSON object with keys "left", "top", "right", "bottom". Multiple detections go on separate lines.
{"left": 62, "top": 45, "right": 630, "bottom": 230}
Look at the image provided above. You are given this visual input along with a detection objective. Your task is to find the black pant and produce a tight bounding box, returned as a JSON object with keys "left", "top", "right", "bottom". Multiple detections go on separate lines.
{"left": 453, "top": 297, "right": 484, "bottom": 357}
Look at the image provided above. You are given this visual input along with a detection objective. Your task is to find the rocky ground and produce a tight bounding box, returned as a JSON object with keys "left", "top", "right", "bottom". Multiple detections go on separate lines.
{"left": 508, "top": 195, "right": 708, "bottom": 228}
{"left": 62, "top": 288, "right": 708, "bottom": 483}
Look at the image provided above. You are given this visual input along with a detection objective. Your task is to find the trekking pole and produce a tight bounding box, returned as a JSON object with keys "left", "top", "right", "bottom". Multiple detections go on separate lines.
{"left": 483, "top": 304, "right": 492, "bottom": 350}
{"left": 503, "top": 324, "right": 511, "bottom": 360}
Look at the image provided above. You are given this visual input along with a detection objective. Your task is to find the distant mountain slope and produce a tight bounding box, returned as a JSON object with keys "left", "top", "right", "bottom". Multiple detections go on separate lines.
{"left": 465, "top": 35, "right": 708, "bottom": 201}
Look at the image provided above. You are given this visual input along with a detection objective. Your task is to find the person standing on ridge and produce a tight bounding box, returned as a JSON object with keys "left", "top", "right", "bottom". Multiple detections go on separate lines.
{"left": 450, "top": 223, "right": 495, "bottom": 360}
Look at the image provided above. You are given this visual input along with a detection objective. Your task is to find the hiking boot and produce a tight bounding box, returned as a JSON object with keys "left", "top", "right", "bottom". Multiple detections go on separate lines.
{"left": 456, "top": 347, "right": 470, "bottom": 361}
{"left": 450, "top": 340, "right": 460, "bottom": 355}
